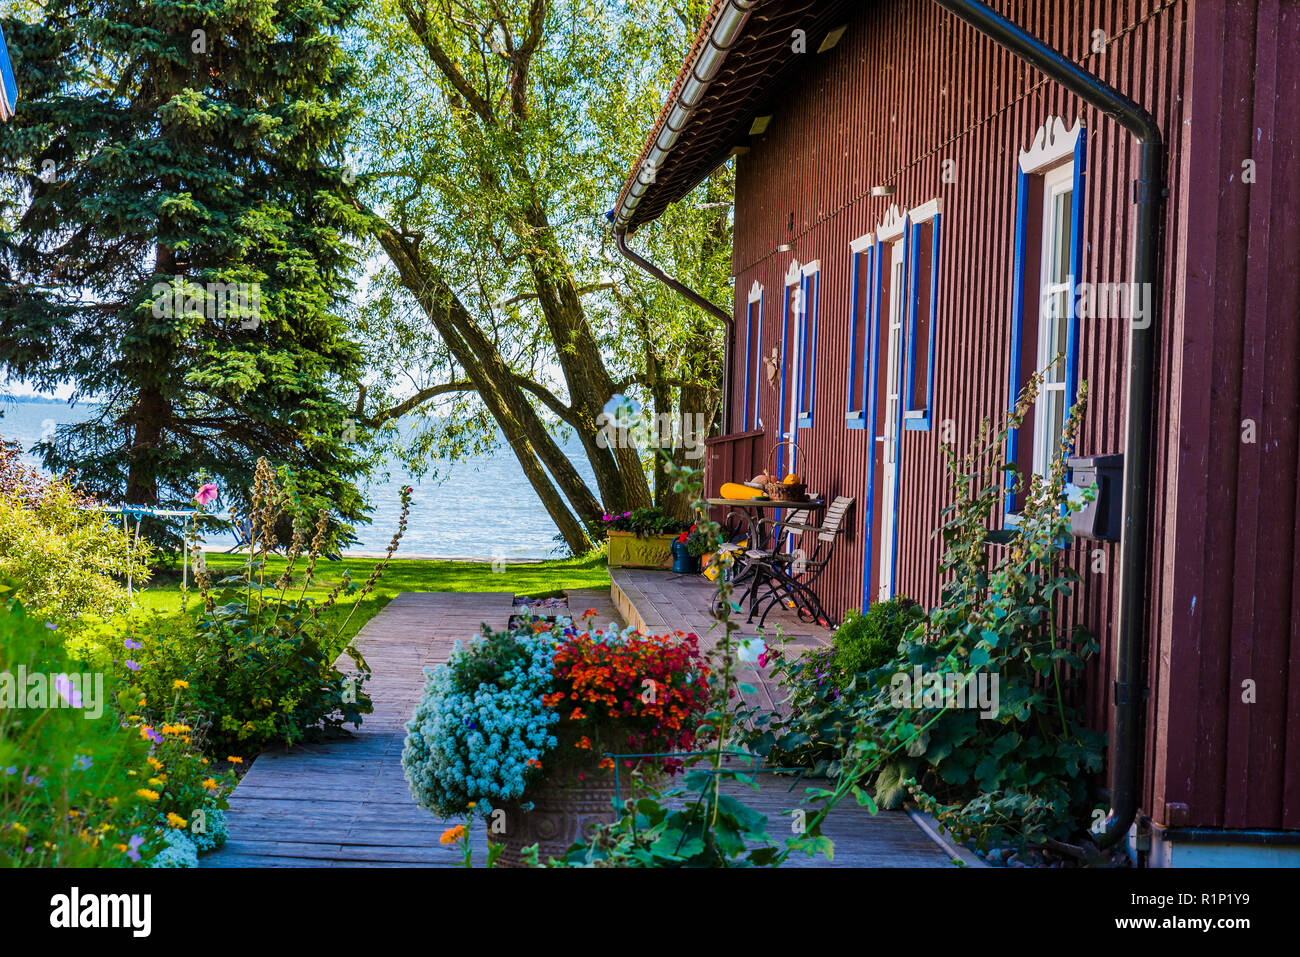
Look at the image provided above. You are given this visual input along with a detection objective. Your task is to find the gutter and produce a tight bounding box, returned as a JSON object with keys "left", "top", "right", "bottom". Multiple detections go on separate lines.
{"left": 932, "top": 0, "right": 1164, "bottom": 853}
{"left": 612, "top": 0, "right": 754, "bottom": 434}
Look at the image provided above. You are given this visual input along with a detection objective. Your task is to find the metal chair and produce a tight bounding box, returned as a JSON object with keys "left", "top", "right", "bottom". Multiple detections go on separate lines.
{"left": 744, "top": 496, "right": 854, "bottom": 629}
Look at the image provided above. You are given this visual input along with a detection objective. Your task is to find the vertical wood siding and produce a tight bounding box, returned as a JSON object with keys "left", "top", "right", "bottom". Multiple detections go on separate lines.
{"left": 712, "top": 0, "right": 1298, "bottom": 829}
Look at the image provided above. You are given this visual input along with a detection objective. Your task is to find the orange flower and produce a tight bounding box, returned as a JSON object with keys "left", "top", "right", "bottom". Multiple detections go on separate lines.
{"left": 440, "top": 824, "right": 467, "bottom": 845}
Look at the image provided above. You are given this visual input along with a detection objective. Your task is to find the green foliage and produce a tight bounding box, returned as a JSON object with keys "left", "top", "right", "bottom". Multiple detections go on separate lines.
{"left": 0, "top": 579, "right": 152, "bottom": 866}
{"left": 750, "top": 376, "right": 1108, "bottom": 857}
{"left": 0, "top": 0, "right": 370, "bottom": 532}
{"left": 0, "top": 441, "right": 152, "bottom": 625}
{"left": 829, "top": 599, "right": 915, "bottom": 689}
{"left": 601, "top": 506, "right": 688, "bottom": 537}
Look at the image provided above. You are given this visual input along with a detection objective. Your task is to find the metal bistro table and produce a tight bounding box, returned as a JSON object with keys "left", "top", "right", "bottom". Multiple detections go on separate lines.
{"left": 706, "top": 495, "right": 826, "bottom": 579}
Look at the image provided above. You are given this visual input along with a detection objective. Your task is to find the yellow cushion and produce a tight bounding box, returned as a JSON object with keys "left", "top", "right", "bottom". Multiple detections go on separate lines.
{"left": 720, "top": 481, "right": 763, "bottom": 500}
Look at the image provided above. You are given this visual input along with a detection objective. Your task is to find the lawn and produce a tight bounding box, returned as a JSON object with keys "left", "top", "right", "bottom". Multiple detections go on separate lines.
{"left": 133, "top": 551, "right": 611, "bottom": 645}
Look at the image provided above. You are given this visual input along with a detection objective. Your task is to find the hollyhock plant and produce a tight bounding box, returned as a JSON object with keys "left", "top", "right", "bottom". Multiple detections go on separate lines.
{"left": 194, "top": 482, "right": 219, "bottom": 507}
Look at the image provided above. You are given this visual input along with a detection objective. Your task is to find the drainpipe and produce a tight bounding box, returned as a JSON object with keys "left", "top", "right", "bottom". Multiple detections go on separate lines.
{"left": 610, "top": 0, "right": 755, "bottom": 436}
{"left": 615, "top": 230, "right": 733, "bottom": 433}
{"left": 931, "top": 0, "right": 1164, "bottom": 852}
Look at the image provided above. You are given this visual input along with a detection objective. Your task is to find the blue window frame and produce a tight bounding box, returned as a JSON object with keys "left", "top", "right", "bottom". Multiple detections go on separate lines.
{"left": 796, "top": 264, "right": 820, "bottom": 428}
{"left": 846, "top": 241, "right": 874, "bottom": 428}
{"left": 1006, "top": 126, "right": 1087, "bottom": 517}
{"left": 904, "top": 211, "right": 941, "bottom": 431}
{"left": 742, "top": 291, "right": 763, "bottom": 431}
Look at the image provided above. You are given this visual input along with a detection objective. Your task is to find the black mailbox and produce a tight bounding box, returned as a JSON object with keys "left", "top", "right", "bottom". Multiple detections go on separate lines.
{"left": 1066, "top": 454, "right": 1124, "bottom": 542}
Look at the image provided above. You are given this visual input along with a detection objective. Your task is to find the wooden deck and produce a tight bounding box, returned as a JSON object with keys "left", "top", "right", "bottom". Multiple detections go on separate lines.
{"left": 202, "top": 584, "right": 955, "bottom": 868}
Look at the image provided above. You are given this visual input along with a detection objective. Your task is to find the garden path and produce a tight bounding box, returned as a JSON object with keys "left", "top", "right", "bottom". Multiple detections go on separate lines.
{"left": 202, "top": 588, "right": 956, "bottom": 867}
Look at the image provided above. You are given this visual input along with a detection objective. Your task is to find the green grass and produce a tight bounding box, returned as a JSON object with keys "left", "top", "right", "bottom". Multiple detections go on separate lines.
{"left": 133, "top": 552, "right": 611, "bottom": 644}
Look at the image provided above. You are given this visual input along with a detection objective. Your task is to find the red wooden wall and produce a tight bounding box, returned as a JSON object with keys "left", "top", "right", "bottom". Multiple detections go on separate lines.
{"left": 709, "top": 0, "right": 1300, "bottom": 830}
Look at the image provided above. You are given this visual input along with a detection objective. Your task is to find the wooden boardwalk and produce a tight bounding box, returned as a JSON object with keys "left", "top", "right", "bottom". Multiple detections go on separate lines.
{"left": 203, "top": 586, "right": 954, "bottom": 868}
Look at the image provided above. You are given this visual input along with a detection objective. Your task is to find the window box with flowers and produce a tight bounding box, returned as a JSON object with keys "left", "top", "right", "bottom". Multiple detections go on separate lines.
{"left": 401, "top": 611, "right": 710, "bottom": 867}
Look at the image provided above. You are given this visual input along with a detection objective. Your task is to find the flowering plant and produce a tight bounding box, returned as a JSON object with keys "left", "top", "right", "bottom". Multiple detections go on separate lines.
{"left": 675, "top": 524, "right": 710, "bottom": 558}
{"left": 600, "top": 506, "right": 688, "bottom": 538}
{"left": 402, "top": 614, "right": 711, "bottom": 819}
{"left": 544, "top": 617, "right": 710, "bottom": 775}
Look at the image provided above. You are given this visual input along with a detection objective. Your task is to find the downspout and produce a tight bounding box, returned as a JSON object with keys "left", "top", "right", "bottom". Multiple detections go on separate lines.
{"left": 931, "top": 0, "right": 1164, "bottom": 852}
{"left": 615, "top": 230, "right": 733, "bottom": 433}
{"left": 611, "top": 0, "right": 756, "bottom": 435}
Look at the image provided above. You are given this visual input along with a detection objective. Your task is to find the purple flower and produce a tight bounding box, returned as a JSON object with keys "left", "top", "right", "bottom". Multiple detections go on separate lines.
{"left": 72, "top": 755, "right": 92, "bottom": 770}
{"left": 124, "top": 638, "right": 142, "bottom": 650}
{"left": 146, "top": 728, "right": 163, "bottom": 744}
{"left": 54, "top": 674, "right": 82, "bottom": 709}
{"left": 24, "top": 776, "right": 42, "bottom": 787}
{"left": 125, "top": 660, "right": 140, "bottom": 672}
{"left": 125, "top": 833, "right": 145, "bottom": 862}
{"left": 44, "top": 622, "right": 57, "bottom": 631}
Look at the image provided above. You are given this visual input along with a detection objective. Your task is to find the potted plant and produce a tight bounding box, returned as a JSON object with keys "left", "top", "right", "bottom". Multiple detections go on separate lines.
{"left": 670, "top": 524, "right": 709, "bottom": 574}
{"left": 602, "top": 507, "right": 689, "bottom": 569}
{"left": 402, "top": 612, "right": 710, "bottom": 867}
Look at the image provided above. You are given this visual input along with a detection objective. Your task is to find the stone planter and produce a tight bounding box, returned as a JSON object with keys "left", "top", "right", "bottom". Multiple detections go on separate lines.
{"left": 488, "top": 765, "right": 650, "bottom": 867}
{"left": 606, "top": 530, "right": 675, "bottom": 569}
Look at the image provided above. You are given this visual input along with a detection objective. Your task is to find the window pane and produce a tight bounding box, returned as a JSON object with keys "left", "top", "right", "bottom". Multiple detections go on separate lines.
{"left": 1052, "top": 189, "right": 1072, "bottom": 284}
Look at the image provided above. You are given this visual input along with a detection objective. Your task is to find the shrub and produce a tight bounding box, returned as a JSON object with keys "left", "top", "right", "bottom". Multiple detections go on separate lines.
{"left": 0, "top": 439, "right": 152, "bottom": 625}
{"left": 828, "top": 599, "right": 914, "bottom": 688}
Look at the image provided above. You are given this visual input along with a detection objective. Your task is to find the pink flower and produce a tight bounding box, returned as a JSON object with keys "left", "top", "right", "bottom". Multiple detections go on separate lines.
{"left": 194, "top": 482, "right": 219, "bottom": 506}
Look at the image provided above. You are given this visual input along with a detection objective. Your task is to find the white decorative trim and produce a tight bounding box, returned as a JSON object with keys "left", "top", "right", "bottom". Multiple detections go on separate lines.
{"left": 850, "top": 232, "right": 874, "bottom": 254}
{"left": 747, "top": 280, "right": 763, "bottom": 303}
{"left": 800, "top": 259, "right": 820, "bottom": 277}
{"left": 876, "top": 204, "right": 906, "bottom": 242}
{"left": 1019, "top": 116, "right": 1083, "bottom": 173}
{"left": 909, "top": 198, "right": 943, "bottom": 224}
{"left": 784, "top": 258, "right": 802, "bottom": 286}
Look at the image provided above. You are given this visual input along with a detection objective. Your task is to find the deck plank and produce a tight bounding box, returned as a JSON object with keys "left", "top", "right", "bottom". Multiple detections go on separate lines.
{"left": 202, "top": 586, "right": 952, "bottom": 868}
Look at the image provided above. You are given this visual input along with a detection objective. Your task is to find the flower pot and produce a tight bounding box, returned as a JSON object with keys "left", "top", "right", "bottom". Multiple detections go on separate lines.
{"left": 606, "top": 530, "right": 675, "bottom": 569}
{"left": 488, "top": 764, "right": 649, "bottom": 867}
{"left": 670, "top": 539, "right": 701, "bottom": 574}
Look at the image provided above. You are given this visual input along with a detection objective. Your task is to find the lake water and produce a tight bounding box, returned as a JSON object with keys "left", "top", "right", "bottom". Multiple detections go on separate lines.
{"left": 0, "top": 397, "right": 598, "bottom": 559}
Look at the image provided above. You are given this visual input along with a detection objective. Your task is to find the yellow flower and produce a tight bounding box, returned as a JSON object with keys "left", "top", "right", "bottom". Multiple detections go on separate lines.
{"left": 10, "top": 823, "right": 28, "bottom": 836}
{"left": 227, "top": 756, "right": 243, "bottom": 764}
{"left": 147, "top": 777, "right": 164, "bottom": 788}
{"left": 147, "top": 757, "right": 163, "bottom": 771}
{"left": 138, "top": 698, "right": 147, "bottom": 707}
{"left": 201, "top": 778, "right": 219, "bottom": 791}
{"left": 467, "top": 802, "right": 476, "bottom": 810}
{"left": 166, "top": 813, "right": 187, "bottom": 829}
{"left": 439, "top": 825, "right": 466, "bottom": 845}
{"left": 138, "top": 726, "right": 154, "bottom": 741}
{"left": 172, "top": 679, "right": 189, "bottom": 690}
{"left": 135, "top": 788, "right": 159, "bottom": 801}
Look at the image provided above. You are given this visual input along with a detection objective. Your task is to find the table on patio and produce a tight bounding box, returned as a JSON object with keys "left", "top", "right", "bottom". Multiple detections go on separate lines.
{"left": 706, "top": 495, "right": 825, "bottom": 554}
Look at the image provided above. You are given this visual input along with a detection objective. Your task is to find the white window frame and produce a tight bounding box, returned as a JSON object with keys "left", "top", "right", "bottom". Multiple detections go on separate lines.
{"left": 1031, "top": 161, "right": 1075, "bottom": 480}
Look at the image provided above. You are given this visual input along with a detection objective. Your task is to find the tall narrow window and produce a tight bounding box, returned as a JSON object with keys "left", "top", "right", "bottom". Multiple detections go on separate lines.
{"left": 1033, "top": 163, "right": 1074, "bottom": 477}
{"left": 796, "top": 261, "right": 820, "bottom": 428}
{"left": 1007, "top": 117, "right": 1086, "bottom": 516}
{"left": 905, "top": 201, "right": 941, "bottom": 430}
{"left": 743, "top": 282, "right": 763, "bottom": 431}
{"left": 846, "top": 237, "right": 874, "bottom": 428}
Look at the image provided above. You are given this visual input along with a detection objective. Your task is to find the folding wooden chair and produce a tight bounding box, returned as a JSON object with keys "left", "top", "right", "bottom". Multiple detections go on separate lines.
{"left": 744, "top": 496, "right": 854, "bottom": 629}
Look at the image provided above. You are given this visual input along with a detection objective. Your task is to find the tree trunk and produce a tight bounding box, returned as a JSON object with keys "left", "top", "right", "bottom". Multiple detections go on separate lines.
{"left": 372, "top": 221, "right": 595, "bottom": 553}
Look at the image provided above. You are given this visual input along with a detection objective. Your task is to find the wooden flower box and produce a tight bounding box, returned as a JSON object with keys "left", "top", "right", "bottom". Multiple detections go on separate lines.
{"left": 606, "top": 530, "right": 676, "bottom": 569}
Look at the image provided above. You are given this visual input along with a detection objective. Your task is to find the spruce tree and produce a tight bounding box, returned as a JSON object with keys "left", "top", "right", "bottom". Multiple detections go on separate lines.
{"left": 0, "top": 0, "right": 368, "bottom": 535}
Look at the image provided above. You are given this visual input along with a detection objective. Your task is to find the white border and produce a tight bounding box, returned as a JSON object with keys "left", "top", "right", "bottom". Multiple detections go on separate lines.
{"left": 1019, "top": 116, "right": 1083, "bottom": 173}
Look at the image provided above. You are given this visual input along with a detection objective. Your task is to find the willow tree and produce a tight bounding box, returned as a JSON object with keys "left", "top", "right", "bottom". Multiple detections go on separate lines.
{"left": 352, "top": 0, "right": 731, "bottom": 553}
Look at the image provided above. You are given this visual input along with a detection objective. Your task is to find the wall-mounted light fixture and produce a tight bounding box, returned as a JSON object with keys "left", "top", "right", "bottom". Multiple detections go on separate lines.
{"left": 748, "top": 115, "right": 772, "bottom": 135}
